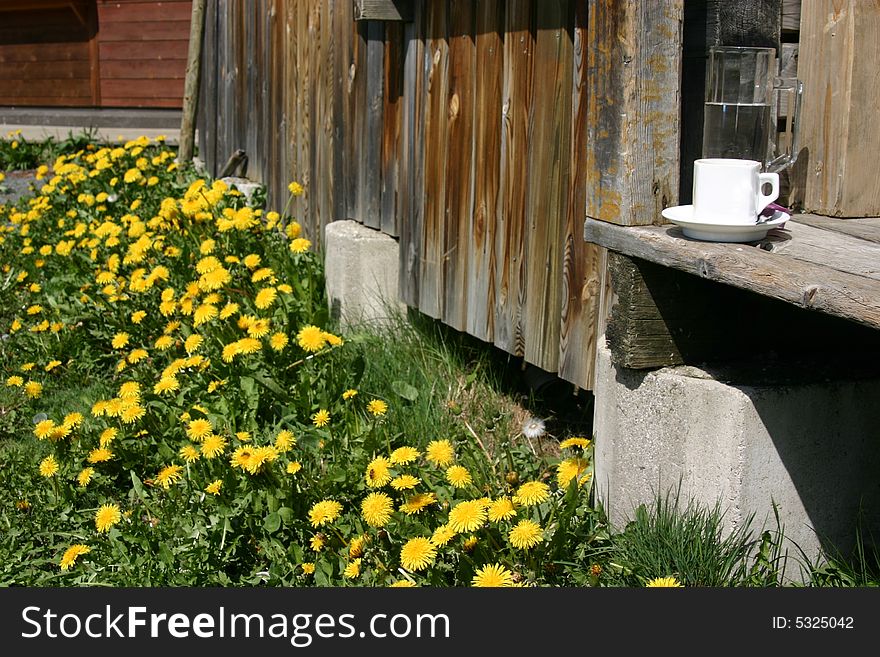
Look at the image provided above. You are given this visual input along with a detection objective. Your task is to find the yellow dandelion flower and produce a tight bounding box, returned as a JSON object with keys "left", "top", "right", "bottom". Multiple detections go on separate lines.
{"left": 559, "top": 436, "right": 592, "bottom": 450}
{"left": 430, "top": 524, "right": 455, "bottom": 547}
{"left": 154, "top": 335, "right": 174, "bottom": 350}
{"left": 230, "top": 446, "right": 254, "bottom": 471}
{"left": 219, "top": 302, "right": 239, "bottom": 319}
{"left": 342, "top": 388, "right": 358, "bottom": 400}
{"left": 365, "top": 456, "right": 392, "bottom": 488}
{"left": 323, "top": 332, "right": 343, "bottom": 347}
{"left": 269, "top": 332, "right": 288, "bottom": 351}
{"left": 111, "top": 332, "right": 129, "bottom": 349}
{"left": 366, "top": 399, "right": 388, "bottom": 417}
{"left": 184, "top": 334, "right": 203, "bottom": 353}
{"left": 390, "top": 474, "right": 420, "bottom": 491}
{"left": 6, "top": 375, "right": 24, "bottom": 387}
{"left": 274, "top": 429, "right": 296, "bottom": 452}
{"left": 399, "top": 492, "right": 437, "bottom": 516}
{"left": 301, "top": 562, "right": 316, "bottom": 575}
{"left": 389, "top": 580, "right": 417, "bottom": 587}
{"left": 77, "top": 467, "right": 95, "bottom": 487}
{"left": 44, "top": 359, "right": 63, "bottom": 372}
{"left": 179, "top": 444, "right": 200, "bottom": 463}
{"left": 131, "top": 310, "right": 147, "bottom": 324}
{"left": 308, "top": 500, "right": 343, "bottom": 527}
{"left": 39, "top": 454, "right": 59, "bottom": 478}
{"left": 243, "top": 445, "right": 278, "bottom": 474}
{"left": 95, "top": 503, "right": 122, "bottom": 533}
{"left": 205, "top": 479, "right": 223, "bottom": 495}
{"left": 312, "top": 409, "right": 330, "bottom": 428}
{"left": 286, "top": 461, "right": 302, "bottom": 475}
{"left": 343, "top": 558, "right": 361, "bottom": 579}
{"left": 448, "top": 499, "right": 487, "bottom": 534}
{"left": 557, "top": 457, "right": 590, "bottom": 488}
{"left": 400, "top": 537, "right": 437, "bottom": 572}
{"left": 237, "top": 336, "right": 261, "bottom": 353}
{"left": 361, "top": 492, "right": 394, "bottom": 527}
{"left": 62, "top": 412, "right": 83, "bottom": 429}
{"left": 34, "top": 419, "right": 56, "bottom": 440}
{"left": 472, "top": 563, "right": 515, "bottom": 587}
{"left": 193, "top": 304, "right": 218, "bottom": 327}
{"left": 99, "top": 427, "right": 117, "bottom": 447}
{"left": 221, "top": 341, "right": 242, "bottom": 362}
{"left": 60, "top": 544, "right": 90, "bottom": 571}
{"left": 646, "top": 576, "right": 684, "bottom": 587}
{"left": 155, "top": 464, "right": 184, "bottom": 489}
{"left": 389, "top": 446, "right": 420, "bottom": 465}
{"left": 288, "top": 181, "right": 304, "bottom": 196}
{"left": 488, "top": 497, "right": 517, "bottom": 522}
{"left": 243, "top": 253, "right": 261, "bottom": 269}
{"left": 120, "top": 404, "right": 145, "bottom": 424}
{"left": 425, "top": 439, "right": 455, "bottom": 467}
{"left": 153, "top": 376, "right": 180, "bottom": 395}
{"left": 445, "top": 465, "right": 472, "bottom": 488}
{"left": 349, "top": 535, "right": 366, "bottom": 559}
{"left": 186, "top": 418, "right": 213, "bottom": 441}
{"left": 127, "top": 348, "right": 148, "bottom": 364}
{"left": 290, "top": 238, "right": 311, "bottom": 254}
{"left": 24, "top": 381, "right": 43, "bottom": 398}
{"left": 509, "top": 519, "right": 544, "bottom": 550}
{"left": 254, "top": 287, "right": 277, "bottom": 310}
{"left": 200, "top": 433, "right": 227, "bottom": 459}
{"left": 514, "top": 480, "right": 551, "bottom": 506}
{"left": 296, "top": 325, "right": 326, "bottom": 352}
{"left": 88, "top": 447, "right": 113, "bottom": 464}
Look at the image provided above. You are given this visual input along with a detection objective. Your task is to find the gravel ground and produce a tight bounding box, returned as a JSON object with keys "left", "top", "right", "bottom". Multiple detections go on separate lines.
{"left": 0, "top": 170, "right": 38, "bottom": 206}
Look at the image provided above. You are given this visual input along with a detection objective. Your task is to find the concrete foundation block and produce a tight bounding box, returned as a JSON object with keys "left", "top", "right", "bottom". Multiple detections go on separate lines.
{"left": 324, "top": 220, "right": 405, "bottom": 329}
{"left": 220, "top": 177, "right": 264, "bottom": 206}
{"left": 593, "top": 337, "right": 880, "bottom": 570}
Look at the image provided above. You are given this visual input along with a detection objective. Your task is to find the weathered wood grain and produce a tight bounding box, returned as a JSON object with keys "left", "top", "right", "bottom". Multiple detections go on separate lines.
{"left": 380, "top": 22, "right": 404, "bottom": 237}
{"left": 398, "top": 2, "right": 425, "bottom": 308}
{"left": 523, "top": 0, "right": 572, "bottom": 372}
{"left": 357, "top": 21, "right": 384, "bottom": 230}
{"left": 558, "top": 0, "right": 602, "bottom": 390}
{"left": 584, "top": 218, "right": 880, "bottom": 331}
{"left": 494, "top": 0, "right": 532, "bottom": 357}
{"left": 465, "top": 0, "right": 503, "bottom": 343}
{"left": 799, "top": 0, "right": 880, "bottom": 216}
{"left": 585, "top": 0, "right": 683, "bottom": 226}
{"left": 790, "top": 214, "right": 880, "bottom": 245}
{"left": 442, "top": 0, "right": 476, "bottom": 333}
{"left": 419, "top": 0, "right": 450, "bottom": 320}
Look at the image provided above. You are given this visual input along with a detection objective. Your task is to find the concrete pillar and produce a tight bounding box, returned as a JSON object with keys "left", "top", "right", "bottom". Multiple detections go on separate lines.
{"left": 593, "top": 337, "right": 880, "bottom": 570}
{"left": 323, "top": 220, "right": 405, "bottom": 329}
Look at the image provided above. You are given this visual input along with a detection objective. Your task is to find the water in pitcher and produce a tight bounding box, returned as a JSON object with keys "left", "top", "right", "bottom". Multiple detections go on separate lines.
{"left": 702, "top": 102, "right": 772, "bottom": 163}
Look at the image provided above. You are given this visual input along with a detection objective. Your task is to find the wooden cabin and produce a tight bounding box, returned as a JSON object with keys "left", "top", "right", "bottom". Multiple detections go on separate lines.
{"left": 0, "top": 0, "right": 192, "bottom": 108}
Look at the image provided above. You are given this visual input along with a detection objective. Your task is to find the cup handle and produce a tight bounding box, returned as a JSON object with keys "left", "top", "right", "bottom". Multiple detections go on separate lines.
{"left": 756, "top": 172, "right": 779, "bottom": 214}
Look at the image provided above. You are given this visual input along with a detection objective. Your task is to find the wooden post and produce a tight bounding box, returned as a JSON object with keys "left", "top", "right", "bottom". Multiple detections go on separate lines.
{"left": 179, "top": 0, "right": 207, "bottom": 165}
{"left": 799, "top": 0, "right": 880, "bottom": 216}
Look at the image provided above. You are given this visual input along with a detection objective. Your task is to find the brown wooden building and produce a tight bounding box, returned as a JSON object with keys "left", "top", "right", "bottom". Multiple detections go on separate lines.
{"left": 0, "top": 0, "right": 192, "bottom": 108}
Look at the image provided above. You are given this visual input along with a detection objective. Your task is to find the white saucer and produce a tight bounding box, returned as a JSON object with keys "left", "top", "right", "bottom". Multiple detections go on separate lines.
{"left": 661, "top": 205, "right": 789, "bottom": 242}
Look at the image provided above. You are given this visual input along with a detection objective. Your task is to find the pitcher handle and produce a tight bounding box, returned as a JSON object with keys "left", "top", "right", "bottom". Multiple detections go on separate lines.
{"left": 767, "top": 77, "right": 804, "bottom": 173}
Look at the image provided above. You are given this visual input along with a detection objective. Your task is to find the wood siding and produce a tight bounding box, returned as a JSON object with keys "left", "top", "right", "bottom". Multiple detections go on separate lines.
{"left": 197, "top": 0, "right": 681, "bottom": 391}
{"left": 0, "top": 0, "right": 190, "bottom": 108}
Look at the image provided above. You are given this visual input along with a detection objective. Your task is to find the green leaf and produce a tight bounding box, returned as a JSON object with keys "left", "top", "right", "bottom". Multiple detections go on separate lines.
{"left": 391, "top": 380, "right": 419, "bottom": 402}
{"left": 277, "top": 507, "right": 294, "bottom": 525}
{"left": 263, "top": 512, "right": 281, "bottom": 534}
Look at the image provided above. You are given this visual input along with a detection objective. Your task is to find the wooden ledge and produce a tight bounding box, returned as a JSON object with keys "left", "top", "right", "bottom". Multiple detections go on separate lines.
{"left": 584, "top": 215, "right": 880, "bottom": 331}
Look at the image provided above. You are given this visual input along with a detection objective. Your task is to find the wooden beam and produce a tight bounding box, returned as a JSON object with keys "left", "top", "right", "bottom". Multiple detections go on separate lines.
{"left": 353, "top": 0, "right": 412, "bottom": 22}
{"left": 584, "top": 218, "right": 880, "bottom": 332}
{"left": 585, "top": 0, "right": 683, "bottom": 226}
{"left": 179, "top": 0, "right": 206, "bottom": 164}
{"left": 604, "top": 251, "right": 880, "bottom": 369}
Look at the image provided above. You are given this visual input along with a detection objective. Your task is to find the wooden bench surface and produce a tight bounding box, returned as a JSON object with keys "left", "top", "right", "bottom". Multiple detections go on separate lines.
{"left": 584, "top": 214, "right": 880, "bottom": 332}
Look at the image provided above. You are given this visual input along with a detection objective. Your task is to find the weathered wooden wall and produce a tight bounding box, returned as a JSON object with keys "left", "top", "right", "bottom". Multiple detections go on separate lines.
{"left": 0, "top": 0, "right": 191, "bottom": 108}
{"left": 0, "top": 0, "right": 98, "bottom": 106}
{"left": 96, "top": 0, "right": 192, "bottom": 108}
{"left": 197, "top": 0, "right": 688, "bottom": 391}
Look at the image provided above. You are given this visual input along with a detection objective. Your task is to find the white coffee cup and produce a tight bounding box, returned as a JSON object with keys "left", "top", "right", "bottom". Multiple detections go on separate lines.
{"left": 692, "top": 158, "right": 779, "bottom": 224}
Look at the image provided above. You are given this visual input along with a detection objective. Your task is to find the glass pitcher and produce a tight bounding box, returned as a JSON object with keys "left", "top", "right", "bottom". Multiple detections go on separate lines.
{"left": 702, "top": 46, "right": 803, "bottom": 173}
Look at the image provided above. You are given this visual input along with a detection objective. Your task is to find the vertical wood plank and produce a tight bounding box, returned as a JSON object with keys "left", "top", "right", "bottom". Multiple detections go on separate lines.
{"left": 398, "top": 3, "right": 426, "bottom": 308}
{"left": 523, "top": 0, "right": 572, "bottom": 372}
{"left": 199, "top": 0, "right": 218, "bottom": 176}
{"left": 494, "top": 0, "right": 532, "bottom": 357}
{"left": 346, "top": 19, "right": 367, "bottom": 221}
{"left": 87, "top": 0, "right": 101, "bottom": 106}
{"left": 465, "top": 0, "right": 502, "bottom": 342}
{"left": 359, "top": 21, "right": 385, "bottom": 230}
{"left": 799, "top": 0, "right": 880, "bottom": 216}
{"left": 419, "top": 0, "right": 450, "bottom": 320}
{"left": 442, "top": 0, "right": 476, "bottom": 332}
{"left": 381, "top": 22, "right": 405, "bottom": 237}
{"left": 330, "top": 0, "right": 348, "bottom": 225}
{"left": 558, "top": 0, "right": 601, "bottom": 390}
{"left": 585, "top": 0, "right": 683, "bottom": 226}
{"left": 294, "top": 0, "right": 310, "bottom": 232}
